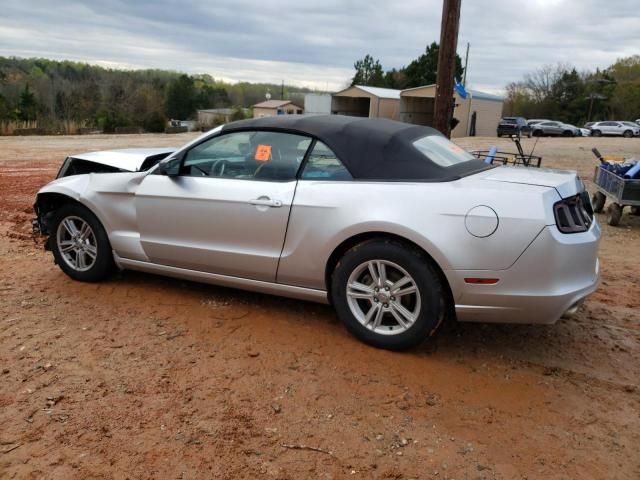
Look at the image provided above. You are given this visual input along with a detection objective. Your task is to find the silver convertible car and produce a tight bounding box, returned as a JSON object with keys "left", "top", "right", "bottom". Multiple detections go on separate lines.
{"left": 33, "top": 116, "right": 601, "bottom": 350}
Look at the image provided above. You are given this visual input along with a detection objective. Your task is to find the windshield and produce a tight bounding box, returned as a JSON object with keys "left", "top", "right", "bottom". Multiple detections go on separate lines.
{"left": 412, "top": 135, "right": 475, "bottom": 167}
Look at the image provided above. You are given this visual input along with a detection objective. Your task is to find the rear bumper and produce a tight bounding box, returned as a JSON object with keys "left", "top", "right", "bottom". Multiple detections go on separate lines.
{"left": 448, "top": 221, "right": 601, "bottom": 324}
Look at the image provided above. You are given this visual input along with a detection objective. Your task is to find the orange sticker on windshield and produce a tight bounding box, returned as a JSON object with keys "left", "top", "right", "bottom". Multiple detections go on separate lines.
{"left": 254, "top": 144, "right": 272, "bottom": 161}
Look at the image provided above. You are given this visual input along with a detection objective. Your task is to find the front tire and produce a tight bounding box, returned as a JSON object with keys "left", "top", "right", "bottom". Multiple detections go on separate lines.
{"left": 592, "top": 129, "right": 602, "bottom": 137}
{"left": 50, "top": 203, "right": 115, "bottom": 282}
{"left": 330, "top": 240, "right": 445, "bottom": 350}
{"left": 623, "top": 130, "right": 633, "bottom": 138}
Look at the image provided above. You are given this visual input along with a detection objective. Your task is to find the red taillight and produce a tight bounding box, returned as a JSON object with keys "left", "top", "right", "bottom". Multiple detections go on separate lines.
{"left": 464, "top": 278, "right": 499, "bottom": 284}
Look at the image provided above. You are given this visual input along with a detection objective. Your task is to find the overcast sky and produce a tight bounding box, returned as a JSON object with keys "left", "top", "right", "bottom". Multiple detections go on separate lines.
{"left": 1, "top": 0, "right": 638, "bottom": 94}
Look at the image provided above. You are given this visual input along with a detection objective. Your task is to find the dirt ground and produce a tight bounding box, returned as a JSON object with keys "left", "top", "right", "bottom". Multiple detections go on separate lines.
{"left": 0, "top": 133, "right": 638, "bottom": 480}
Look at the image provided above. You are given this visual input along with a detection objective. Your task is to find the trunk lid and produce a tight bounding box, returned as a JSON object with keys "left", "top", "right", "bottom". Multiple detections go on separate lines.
{"left": 479, "top": 166, "right": 582, "bottom": 198}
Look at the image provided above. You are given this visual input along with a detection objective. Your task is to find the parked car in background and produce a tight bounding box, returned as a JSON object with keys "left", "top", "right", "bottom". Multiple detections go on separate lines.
{"left": 584, "top": 122, "right": 595, "bottom": 129}
{"left": 590, "top": 121, "right": 640, "bottom": 137}
{"left": 527, "top": 119, "right": 549, "bottom": 126}
{"left": 560, "top": 123, "right": 585, "bottom": 137}
{"left": 620, "top": 121, "right": 640, "bottom": 136}
{"left": 32, "top": 115, "right": 600, "bottom": 350}
{"left": 531, "top": 121, "right": 577, "bottom": 137}
{"left": 497, "top": 117, "right": 532, "bottom": 137}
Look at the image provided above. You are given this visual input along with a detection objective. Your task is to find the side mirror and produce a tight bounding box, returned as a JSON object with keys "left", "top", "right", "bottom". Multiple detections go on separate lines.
{"left": 156, "top": 153, "right": 183, "bottom": 177}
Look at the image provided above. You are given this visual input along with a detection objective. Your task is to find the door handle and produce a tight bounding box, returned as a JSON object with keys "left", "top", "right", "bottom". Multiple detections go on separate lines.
{"left": 249, "top": 197, "right": 282, "bottom": 208}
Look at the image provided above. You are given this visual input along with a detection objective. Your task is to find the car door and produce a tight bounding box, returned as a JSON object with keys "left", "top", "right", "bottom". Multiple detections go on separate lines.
{"left": 550, "top": 122, "right": 564, "bottom": 135}
{"left": 134, "top": 130, "right": 312, "bottom": 282}
{"left": 540, "top": 122, "right": 556, "bottom": 135}
{"left": 600, "top": 122, "right": 616, "bottom": 135}
{"left": 612, "top": 122, "right": 624, "bottom": 135}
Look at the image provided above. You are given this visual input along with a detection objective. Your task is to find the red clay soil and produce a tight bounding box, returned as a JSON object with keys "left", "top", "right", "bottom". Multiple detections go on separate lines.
{"left": 0, "top": 134, "right": 638, "bottom": 479}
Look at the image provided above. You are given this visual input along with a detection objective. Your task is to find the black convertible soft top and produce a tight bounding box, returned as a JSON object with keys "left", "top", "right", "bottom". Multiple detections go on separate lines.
{"left": 222, "top": 115, "right": 490, "bottom": 181}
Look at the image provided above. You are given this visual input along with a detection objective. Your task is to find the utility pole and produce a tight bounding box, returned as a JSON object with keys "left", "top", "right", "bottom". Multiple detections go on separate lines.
{"left": 281, "top": 80, "right": 284, "bottom": 100}
{"left": 433, "top": 0, "right": 462, "bottom": 138}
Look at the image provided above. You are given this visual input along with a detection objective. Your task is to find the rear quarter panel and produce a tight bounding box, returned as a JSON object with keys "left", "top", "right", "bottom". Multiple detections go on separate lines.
{"left": 277, "top": 178, "right": 559, "bottom": 290}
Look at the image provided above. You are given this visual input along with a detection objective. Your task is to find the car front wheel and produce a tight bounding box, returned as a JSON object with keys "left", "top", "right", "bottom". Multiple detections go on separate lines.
{"left": 50, "top": 203, "right": 115, "bottom": 282}
{"left": 592, "top": 129, "right": 602, "bottom": 137}
{"left": 330, "top": 240, "right": 445, "bottom": 350}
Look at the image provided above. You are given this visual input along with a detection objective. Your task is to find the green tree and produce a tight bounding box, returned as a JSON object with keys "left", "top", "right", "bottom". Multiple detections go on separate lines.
{"left": 166, "top": 74, "right": 197, "bottom": 119}
{"left": 230, "top": 106, "right": 247, "bottom": 121}
{"left": 403, "top": 42, "right": 464, "bottom": 88}
{"left": 17, "top": 84, "right": 38, "bottom": 122}
{"left": 143, "top": 111, "right": 167, "bottom": 132}
{"left": 351, "top": 54, "right": 385, "bottom": 87}
{"left": 607, "top": 55, "right": 640, "bottom": 119}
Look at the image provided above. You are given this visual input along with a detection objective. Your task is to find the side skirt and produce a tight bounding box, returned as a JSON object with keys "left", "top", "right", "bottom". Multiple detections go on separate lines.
{"left": 115, "top": 255, "right": 330, "bottom": 304}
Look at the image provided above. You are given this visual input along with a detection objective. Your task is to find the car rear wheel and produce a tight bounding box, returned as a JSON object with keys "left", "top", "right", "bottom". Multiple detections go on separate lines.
{"left": 50, "top": 204, "right": 115, "bottom": 282}
{"left": 592, "top": 129, "right": 602, "bottom": 137}
{"left": 592, "top": 192, "right": 606, "bottom": 213}
{"left": 330, "top": 239, "right": 445, "bottom": 350}
{"left": 623, "top": 130, "right": 633, "bottom": 138}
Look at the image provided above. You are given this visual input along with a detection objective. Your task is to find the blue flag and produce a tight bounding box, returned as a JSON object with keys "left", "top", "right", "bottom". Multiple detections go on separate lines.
{"left": 454, "top": 79, "right": 468, "bottom": 99}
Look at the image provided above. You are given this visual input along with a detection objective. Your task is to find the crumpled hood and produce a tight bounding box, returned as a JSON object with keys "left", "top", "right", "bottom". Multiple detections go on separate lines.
{"left": 480, "top": 166, "right": 583, "bottom": 198}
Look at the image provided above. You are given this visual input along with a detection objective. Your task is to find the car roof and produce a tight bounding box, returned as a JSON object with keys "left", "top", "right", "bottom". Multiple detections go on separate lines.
{"left": 71, "top": 148, "right": 176, "bottom": 171}
{"left": 221, "top": 115, "right": 489, "bottom": 181}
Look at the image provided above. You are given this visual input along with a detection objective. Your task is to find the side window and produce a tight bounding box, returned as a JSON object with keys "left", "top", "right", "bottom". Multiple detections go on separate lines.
{"left": 301, "top": 141, "right": 352, "bottom": 180}
{"left": 181, "top": 131, "right": 312, "bottom": 181}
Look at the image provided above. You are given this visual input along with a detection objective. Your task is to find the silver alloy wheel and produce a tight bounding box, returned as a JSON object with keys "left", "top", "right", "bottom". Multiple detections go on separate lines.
{"left": 346, "top": 260, "right": 421, "bottom": 336}
{"left": 56, "top": 216, "right": 98, "bottom": 272}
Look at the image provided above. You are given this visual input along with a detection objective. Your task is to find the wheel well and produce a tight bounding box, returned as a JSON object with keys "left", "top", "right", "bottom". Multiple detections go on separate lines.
{"left": 35, "top": 193, "right": 82, "bottom": 234}
{"left": 324, "top": 232, "right": 454, "bottom": 313}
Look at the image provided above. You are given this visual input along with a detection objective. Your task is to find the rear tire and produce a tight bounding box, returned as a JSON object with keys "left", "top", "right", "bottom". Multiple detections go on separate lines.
{"left": 330, "top": 239, "right": 445, "bottom": 350}
{"left": 50, "top": 203, "right": 115, "bottom": 282}
{"left": 592, "top": 192, "right": 606, "bottom": 213}
{"left": 607, "top": 203, "right": 623, "bottom": 226}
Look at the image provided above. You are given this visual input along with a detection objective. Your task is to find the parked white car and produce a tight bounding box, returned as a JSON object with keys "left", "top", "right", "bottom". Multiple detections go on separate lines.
{"left": 590, "top": 121, "right": 640, "bottom": 137}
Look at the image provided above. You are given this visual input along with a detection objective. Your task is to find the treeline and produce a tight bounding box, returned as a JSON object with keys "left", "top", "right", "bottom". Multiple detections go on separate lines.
{"left": 0, "top": 57, "right": 318, "bottom": 134}
{"left": 504, "top": 55, "right": 640, "bottom": 124}
{"left": 351, "top": 42, "right": 463, "bottom": 90}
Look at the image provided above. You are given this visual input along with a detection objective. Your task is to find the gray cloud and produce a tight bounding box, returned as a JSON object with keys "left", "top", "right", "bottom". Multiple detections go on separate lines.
{"left": 0, "top": 0, "right": 638, "bottom": 92}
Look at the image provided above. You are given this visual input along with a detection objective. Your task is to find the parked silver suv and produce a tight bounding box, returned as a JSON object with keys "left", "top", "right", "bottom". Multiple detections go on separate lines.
{"left": 590, "top": 121, "right": 639, "bottom": 137}
{"left": 531, "top": 121, "right": 578, "bottom": 137}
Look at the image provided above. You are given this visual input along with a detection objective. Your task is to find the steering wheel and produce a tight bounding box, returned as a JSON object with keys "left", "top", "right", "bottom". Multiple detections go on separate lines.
{"left": 210, "top": 159, "right": 227, "bottom": 177}
{"left": 191, "top": 164, "right": 209, "bottom": 176}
